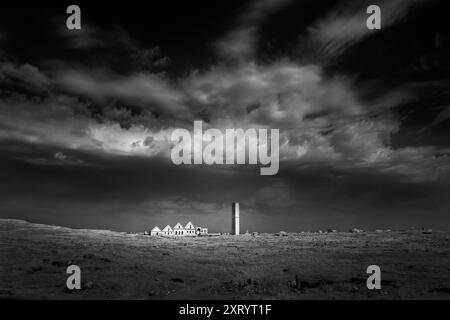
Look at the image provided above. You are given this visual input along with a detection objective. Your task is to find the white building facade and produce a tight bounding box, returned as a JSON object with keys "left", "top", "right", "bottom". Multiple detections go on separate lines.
{"left": 162, "top": 225, "right": 173, "bottom": 236}
{"left": 149, "top": 222, "right": 208, "bottom": 236}
{"left": 150, "top": 226, "right": 162, "bottom": 236}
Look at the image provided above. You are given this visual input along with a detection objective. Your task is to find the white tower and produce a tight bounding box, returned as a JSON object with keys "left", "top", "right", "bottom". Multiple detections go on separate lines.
{"left": 232, "top": 202, "right": 240, "bottom": 235}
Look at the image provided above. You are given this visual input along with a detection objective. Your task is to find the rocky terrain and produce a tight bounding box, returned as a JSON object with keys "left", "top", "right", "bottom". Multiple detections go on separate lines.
{"left": 0, "top": 219, "right": 449, "bottom": 299}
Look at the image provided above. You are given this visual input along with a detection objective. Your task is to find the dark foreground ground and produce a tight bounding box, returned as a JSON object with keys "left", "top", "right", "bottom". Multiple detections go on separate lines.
{"left": 0, "top": 219, "right": 449, "bottom": 299}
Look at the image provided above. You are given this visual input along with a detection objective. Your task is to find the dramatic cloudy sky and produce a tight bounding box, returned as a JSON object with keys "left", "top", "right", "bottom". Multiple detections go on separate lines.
{"left": 0, "top": 0, "right": 449, "bottom": 232}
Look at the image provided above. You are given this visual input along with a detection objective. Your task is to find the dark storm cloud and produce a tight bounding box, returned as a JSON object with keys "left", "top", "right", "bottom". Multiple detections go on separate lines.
{"left": 0, "top": 0, "right": 449, "bottom": 231}
{"left": 57, "top": 23, "right": 172, "bottom": 72}
{"left": 215, "top": 0, "right": 294, "bottom": 60}
{"left": 1, "top": 139, "right": 449, "bottom": 232}
{"left": 0, "top": 61, "right": 51, "bottom": 93}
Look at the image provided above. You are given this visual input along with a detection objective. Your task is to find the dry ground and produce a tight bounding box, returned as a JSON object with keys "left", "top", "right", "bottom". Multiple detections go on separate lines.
{"left": 0, "top": 219, "right": 449, "bottom": 299}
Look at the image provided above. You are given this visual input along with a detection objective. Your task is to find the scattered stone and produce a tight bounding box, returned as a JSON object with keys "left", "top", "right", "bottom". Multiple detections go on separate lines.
{"left": 287, "top": 275, "right": 302, "bottom": 290}
{"left": 277, "top": 231, "right": 288, "bottom": 236}
{"left": 51, "top": 260, "right": 65, "bottom": 267}
{"left": 349, "top": 228, "right": 364, "bottom": 233}
{"left": 430, "top": 287, "right": 450, "bottom": 294}
{"left": 83, "top": 254, "right": 110, "bottom": 262}
{"left": 288, "top": 275, "right": 334, "bottom": 291}
{"left": 381, "top": 280, "right": 397, "bottom": 287}
{"left": 63, "top": 287, "right": 73, "bottom": 293}
{"left": 300, "top": 279, "right": 333, "bottom": 290}
{"left": 84, "top": 281, "right": 94, "bottom": 290}
{"left": 422, "top": 229, "right": 433, "bottom": 234}
{"left": 348, "top": 277, "right": 366, "bottom": 285}
{"left": 252, "top": 232, "right": 259, "bottom": 236}
{"left": 287, "top": 280, "right": 295, "bottom": 289}
{"left": 27, "top": 266, "right": 42, "bottom": 273}
{"left": 0, "top": 289, "right": 13, "bottom": 298}
{"left": 375, "top": 229, "right": 383, "bottom": 233}
{"left": 318, "top": 230, "right": 323, "bottom": 234}
{"left": 295, "top": 275, "right": 301, "bottom": 290}
{"left": 350, "top": 285, "right": 360, "bottom": 293}
{"left": 222, "top": 281, "right": 236, "bottom": 292}
{"left": 327, "top": 229, "right": 337, "bottom": 233}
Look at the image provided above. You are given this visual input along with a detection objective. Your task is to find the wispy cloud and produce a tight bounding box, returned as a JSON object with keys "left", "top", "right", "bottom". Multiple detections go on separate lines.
{"left": 54, "top": 68, "right": 190, "bottom": 118}
{"left": 306, "top": 0, "right": 426, "bottom": 58}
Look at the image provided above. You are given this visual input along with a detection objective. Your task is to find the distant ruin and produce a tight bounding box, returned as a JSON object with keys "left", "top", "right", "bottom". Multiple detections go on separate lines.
{"left": 147, "top": 202, "right": 241, "bottom": 236}
{"left": 148, "top": 221, "right": 208, "bottom": 237}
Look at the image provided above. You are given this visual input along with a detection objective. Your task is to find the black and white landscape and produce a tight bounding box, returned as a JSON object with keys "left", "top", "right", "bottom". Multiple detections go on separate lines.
{"left": 0, "top": 0, "right": 449, "bottom": 300}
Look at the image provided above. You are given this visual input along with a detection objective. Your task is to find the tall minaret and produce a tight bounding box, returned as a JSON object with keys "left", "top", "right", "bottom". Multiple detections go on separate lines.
{"left": 232, "top": 202, "right": 240, "bottom": 235}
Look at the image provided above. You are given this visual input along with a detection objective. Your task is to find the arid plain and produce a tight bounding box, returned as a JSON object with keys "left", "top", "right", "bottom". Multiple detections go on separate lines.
{"left": 1, "top": 219, "right": 449, "bottom": 299}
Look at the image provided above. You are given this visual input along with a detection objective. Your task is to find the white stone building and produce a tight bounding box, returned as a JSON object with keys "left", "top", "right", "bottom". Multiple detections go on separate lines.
{"left": 149, "top": 222, "right": 208, "bottom": 236}
{"left": 196, "top": 227, "right": 208, "bottom": 236}
{"left": 162, "top": 225, "right": 173, "bottom": 236}
{"left": 184, "top": 221, "right": 196, "bottom": 235}
{"left": 150, "top": 226, "right": 162, "bottom": 236}
{"left": 173, "top": 222, "right": 185, "bottom": 236}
